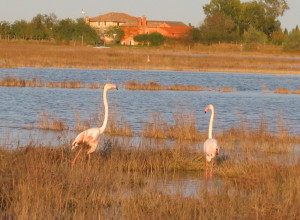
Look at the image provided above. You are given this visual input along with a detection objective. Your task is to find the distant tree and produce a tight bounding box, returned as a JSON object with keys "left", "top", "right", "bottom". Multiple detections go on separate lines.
{"left": 53, "top": 18, "right": 75, "bottom": 44}
{"left": 11, "top": 20, "right": 30, "bottom": 39}
{"left": 74, "top": 18, "right": 99, "bottom": 44}
{"left": 199, "top": 12, "right": 237, "bottom": 44}
{"left": 148, "top": 32, "right": 165, "bottom": 46}
{"left": 30, "top": 14, "right": 48, "bottom": 40}
{"left": 243, "top": 25, "right": 268, "bottom": 50}
{"left": 283, "top": 27, "right": 300, "bottom": 51}
{"left": 105, "top": 26, "right": 124, "bottom": 43}
{"left": 203, "top": 0, "right": 242, "bottom": 27}
{"left": 134, "top": 34, "right": 149, "bottom": 45}
{"left": 0, "top": 21, "right": 12, "bottom": 39}
{"left": 271, "top": 30, "right": 287, "bottom": 45}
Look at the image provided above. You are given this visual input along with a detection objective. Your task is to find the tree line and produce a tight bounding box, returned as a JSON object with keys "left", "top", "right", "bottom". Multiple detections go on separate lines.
{"left": 186, "top": 0, "right": 300, "bottom": 51}
{"left": 1, "top": 0, "right": 299, "bottom": 51}
{"left": 0, "top": 13, "right": 99, "bottom": 44}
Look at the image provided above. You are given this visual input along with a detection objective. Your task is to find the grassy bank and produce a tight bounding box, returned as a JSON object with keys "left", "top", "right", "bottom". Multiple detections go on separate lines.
{"left": 0, "top": 139, "right": 299, "bottom": 219}
{"left": 0, "top": 40, "right": 300, "bottom": 74}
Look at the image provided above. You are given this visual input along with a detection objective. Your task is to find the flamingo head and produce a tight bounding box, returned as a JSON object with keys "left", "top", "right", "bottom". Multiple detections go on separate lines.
{"left": 104, "top": 83, "right": 118, "bottom": 91}
{"left": 205, "top": 104, "right": 214, "bottom": 113}
{"left": 206, "top": 154, "right": 212, "bottom": 162}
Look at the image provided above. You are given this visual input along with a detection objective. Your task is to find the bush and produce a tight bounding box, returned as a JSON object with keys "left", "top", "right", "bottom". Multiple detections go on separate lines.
{"left": 283, "top": 28, "right": 300, "bottom": 51}
{"left": 243, "top": 25, "right": 268, "bottom": 50}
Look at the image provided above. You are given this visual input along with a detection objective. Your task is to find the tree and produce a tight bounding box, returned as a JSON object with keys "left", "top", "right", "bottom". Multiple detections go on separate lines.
{"left": 243, "top": 25, "right": 268, "bottom": 50}
{"left": 105, "top": 26, "right": 124, "bottom": 43}
{"left": 203, "top": 0, "right": 242, "bottom": 27}
{"left": 199, "top": 12, "right": 236, "bottom": 44}
{"left": 283, "top": 27, "right": 300, "bottom": 51}
{"left": 11, "top": 20, "right": 30, "bottom": 39}
{"left": 0, "top": 21, "right": 12, "bottom": 39}
{"left": 134, "top": 34, "right": 149, "bottom": 45}
{"left": 30, "top": 14, "right": 48, "bottom": 40}
{"left": 148, "top": 32, "right": 165, "bottom": 46}
{"left": 53, "top": 18, "right": 75, "bottom": 44}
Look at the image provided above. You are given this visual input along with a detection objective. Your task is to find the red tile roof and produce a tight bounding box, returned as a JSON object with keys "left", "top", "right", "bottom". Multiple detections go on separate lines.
{"left": 89, "top": 12, "right": 137, "bottom": 23}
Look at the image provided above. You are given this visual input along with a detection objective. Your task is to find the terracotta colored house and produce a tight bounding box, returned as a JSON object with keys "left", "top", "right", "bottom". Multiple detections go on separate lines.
{"left": 85, "top": 12, "right": 192, "bottom": 45}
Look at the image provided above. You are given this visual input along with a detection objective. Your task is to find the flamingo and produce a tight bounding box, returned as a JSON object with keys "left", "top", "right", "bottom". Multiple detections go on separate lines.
{"left": 71, "top": 83, "right": 118, "bottom": 169}
{"left": 203, "top": 104, "right": 219, "bottom": 179}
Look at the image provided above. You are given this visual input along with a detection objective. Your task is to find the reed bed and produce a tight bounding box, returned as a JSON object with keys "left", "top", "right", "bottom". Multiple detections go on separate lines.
{"left": 124, "top": 79, "right": 226, "bottom": 92}
{"left": 0, "top": 137, "right": 299, "bottom": 219}
{"left": 142, "top": 111, "right": 204, "bottom": 141}
{"left": 37, "top": 110, "right": 69, "bottom": 131}
{"left": 0, "top": 76, "right": 103, "bottom": 89}
{"left": 274, "top": 87, "right": 300, "bottom": 95}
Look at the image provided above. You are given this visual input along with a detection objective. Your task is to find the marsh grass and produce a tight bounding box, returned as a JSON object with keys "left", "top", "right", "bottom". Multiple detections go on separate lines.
{"left": 0, "top": 76, "right": 103, "bottom": 89}
{"left": 142, "top": 111, "right": 204, "bottom": 141}
{"left": 1, "top": 40, "right": 300, "bottom": 74}
{"left": 124, "top": 79, "right": 239, "bottom": 92}
{"left": 37, "top": 110, "right": 69, "bottom": 131}
{"left": 0, "top": 135, "right": 299, "bottom": 219}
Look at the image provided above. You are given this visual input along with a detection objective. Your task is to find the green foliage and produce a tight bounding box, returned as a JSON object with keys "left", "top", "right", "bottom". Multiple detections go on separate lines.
{"left": 202, "top": 0, "right": 289, "bottom": 41}
{"left": 105, "top": 26, "right": 124, "bottom": 43}
{"left": 243, "top": 25, "right": 268, "bottom": 50}
{"left": 148, "top": 32, "right": 165, "bottom": 46}
{"left": 11, "top": 20, "right": 31, "bottom": 39}
{"left": 271, "top": 30, "right": 287, "bottom": 45}
{"left": 0, "top": 21, "right": 11, "bottom": 39}
{"left": 0, "top": 13, "right": 98, "bottom": 45}
{"left": 134, "top": 34, "right": 148, "bottom": 45}
{"left": 134, "top": 32, "right": 165, "bottom": 46}
{"left": 53, "top": 18, "right": 75, "bottom": 44}
{"left": 283, "top": 28, "right": 300, "bottom": 51}
{"left": 199, "top": 12, "right": 237, "bottom": 44}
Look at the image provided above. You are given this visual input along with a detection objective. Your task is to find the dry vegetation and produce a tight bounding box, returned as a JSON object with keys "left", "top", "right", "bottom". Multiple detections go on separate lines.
{"left": 1, "top": 40, "right": 300, "bottom": 74}
{"left": 0, "top": 132, "right": 299, "bottom": 219}
{"left": 0, "top": 76, "right": 103, "bottom": 89}
{"left": 1, "top": 40, "right": 300, "bottom": 218}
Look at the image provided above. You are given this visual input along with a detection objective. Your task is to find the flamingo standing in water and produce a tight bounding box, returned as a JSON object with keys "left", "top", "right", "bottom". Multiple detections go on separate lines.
{"left": 71, "top": 83, "right": 118, "bottom": 169}
{"left": 203, "top": 104, "right": 219, "bottom": 179}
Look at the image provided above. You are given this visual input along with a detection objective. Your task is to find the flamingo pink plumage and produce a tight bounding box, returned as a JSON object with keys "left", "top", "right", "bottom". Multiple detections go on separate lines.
{"left": 203, "top": 104, "right": 219, "bottom": 179}
{"left": 71, "top": 83, "right": 118, "bottom": 169}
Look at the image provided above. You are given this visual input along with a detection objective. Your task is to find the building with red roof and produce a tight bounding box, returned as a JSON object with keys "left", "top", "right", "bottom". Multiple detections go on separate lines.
{"left": 85, "top": 12, "right": 192, "bottom": 45}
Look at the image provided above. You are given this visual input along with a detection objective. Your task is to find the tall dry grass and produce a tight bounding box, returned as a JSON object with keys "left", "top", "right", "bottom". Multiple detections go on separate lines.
{"left": 0, "top": 137, "right": 299, "bottom": 219}
{"left": 124, "top": 79, "right": 237, "bottom": 92}
{"left": 0, "top": 76, "right": 103, "bottom": 89}
{"left": 1, "top": 40, "right": 300, "bottom": 74}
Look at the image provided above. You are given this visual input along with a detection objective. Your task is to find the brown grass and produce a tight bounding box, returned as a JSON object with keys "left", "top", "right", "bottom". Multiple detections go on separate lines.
{"left": 1, "top": 40, "right": 300, "bottom": 74}
{"left": 124, "top": 79, "right": 219, "bottom": 91}
{"left": 0, "top": 76, "right": 103, "bottom": 89}
{"left": 0, "top": 137, "right": 299, "bottom": 219}
{"left": 37, "top": 110, "right": 69, "bottom": 131}
{"left": 142, "top": 111, "right": 205, "bottom": 141}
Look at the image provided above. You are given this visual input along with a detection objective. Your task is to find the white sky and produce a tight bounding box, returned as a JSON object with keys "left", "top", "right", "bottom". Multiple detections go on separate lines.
{"left": 0, "top": 0, "right": 298, "bottom": 31}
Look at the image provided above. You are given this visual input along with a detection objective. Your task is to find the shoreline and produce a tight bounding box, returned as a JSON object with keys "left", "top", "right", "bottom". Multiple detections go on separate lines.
{"left": 1, "top": 41, "right": 300, "bottom": 75}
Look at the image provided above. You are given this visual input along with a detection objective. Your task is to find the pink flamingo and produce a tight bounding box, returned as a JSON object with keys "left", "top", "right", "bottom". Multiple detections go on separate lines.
{"left": 203, "top": 104, "right": 219, "bottom": 179}
{"left": 71, "top": 83, "right": 118, "bottom": 169}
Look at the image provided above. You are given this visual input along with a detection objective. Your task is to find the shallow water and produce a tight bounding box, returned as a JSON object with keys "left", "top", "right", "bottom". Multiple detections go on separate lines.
{"left": 1, "top": 68, "right": 300, "bottom": 146}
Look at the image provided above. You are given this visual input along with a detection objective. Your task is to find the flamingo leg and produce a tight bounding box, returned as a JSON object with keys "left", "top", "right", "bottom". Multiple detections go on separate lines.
{"left": 205, "top": 160, "right": 208, "bottom": 179}
{"left": 72, "top": 147, "right": 83, "bottom": 169}
{"left": 87, "top": 153, "right": 91, "bottom": 171}
{"left": 210, "top": 159, "right": 214, "bottom": 179}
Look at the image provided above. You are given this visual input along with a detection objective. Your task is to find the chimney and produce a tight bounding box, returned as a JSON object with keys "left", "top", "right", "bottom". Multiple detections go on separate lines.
{"left": 85, "top": 16, "right": 90, "bottom": 24}
{"left": 142, "top": 15, "right": 146, "bottom": 34}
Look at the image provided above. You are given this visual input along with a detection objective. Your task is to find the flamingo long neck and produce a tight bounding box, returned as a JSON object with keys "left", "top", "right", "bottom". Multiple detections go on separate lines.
{"left": 208, "top": 107, "right": 214, "bottom": 139}
{"left": 99, "top": 88, "right": 109, "bottom": 134}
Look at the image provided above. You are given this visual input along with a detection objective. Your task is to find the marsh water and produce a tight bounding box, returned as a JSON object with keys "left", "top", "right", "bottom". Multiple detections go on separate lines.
{"left": 1, "top": 67, "right": 300, "bottom": 196}
{"left": 1, "top": 68, "right": 300, "bottom": 142}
